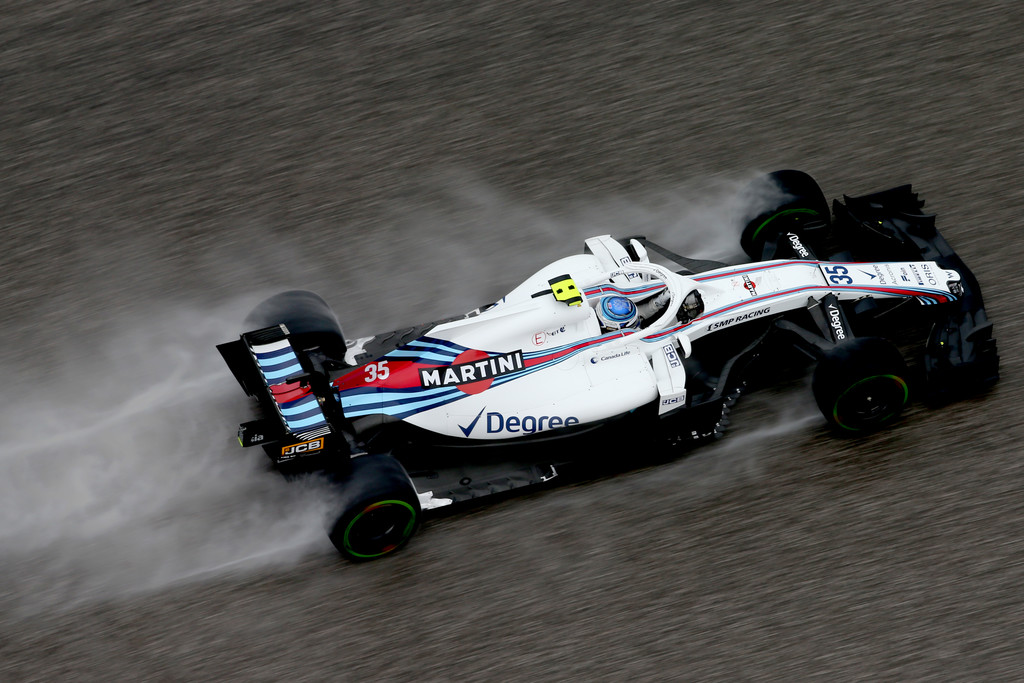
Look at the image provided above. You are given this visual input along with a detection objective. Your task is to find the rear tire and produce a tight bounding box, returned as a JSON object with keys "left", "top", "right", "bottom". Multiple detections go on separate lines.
{"left": 812, "top": 337, "right": 910, "bottom": 433}
{"left": 740, "top": 170, "right": 830, "bottom": 260}
{"left": 327, "top": 454, "right": 421, "bottom": 562}
{"left": 245, "top": 290, "right": 347, "bottom": 360}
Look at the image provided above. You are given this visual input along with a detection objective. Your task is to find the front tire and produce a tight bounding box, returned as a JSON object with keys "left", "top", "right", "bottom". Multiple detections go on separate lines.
{"left": 740, "top": 170, "right": 830, "bottom": 260}
{"left": 328, "top": 454, "right": 421, "bottom": 561}
{"left": 812, "top": 337, "right": 910, "bottom": 433}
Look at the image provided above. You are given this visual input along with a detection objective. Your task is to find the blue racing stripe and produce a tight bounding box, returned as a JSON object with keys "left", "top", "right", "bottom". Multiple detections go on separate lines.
{"left": 283, "top": 407, "right": 325, "bottom": 423}
{"left": 280, "top": 398, "right": 320, "bottom": 416}
{"left": 341, "top": 385, "right": 459, "bottom": 406}
{"left": 262, "top": 362, "right": 304, "bottom": 380}
{"left": 386, "top": 349, "right": 463, "bottom": 363}
{"left": 258, "top": 356, "right": 301, "bottom": 374}
{"left": 344, "top": 393, "right": 463, "bottom": 418}
{"left": 285, "top": 414, "right": 328, "bottom": 429}
{"left": 406, "top": 337, "right": 470, "bottom": 353}
{"left": 254, "top": 347, "right": 296, "bottom": 361}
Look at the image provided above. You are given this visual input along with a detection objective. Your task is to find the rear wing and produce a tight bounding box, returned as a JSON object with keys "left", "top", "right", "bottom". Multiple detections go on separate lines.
{"left": 217, "top": 325, "right": 339, "bottom": 465}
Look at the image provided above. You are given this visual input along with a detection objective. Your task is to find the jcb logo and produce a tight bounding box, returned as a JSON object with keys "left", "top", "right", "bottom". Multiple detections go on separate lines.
{"left": 281, "top": 438, "right": 325, "bottom": 457}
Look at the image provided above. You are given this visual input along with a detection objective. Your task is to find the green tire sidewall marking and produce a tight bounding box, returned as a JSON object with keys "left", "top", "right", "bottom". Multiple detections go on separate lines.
{"left": 833, "top": 374, "right": 909, "bottom": 432}
{"left": 343, "top": 499, "right": 417, "bottom": 559}
{"left": 749, "top": 207, "right": 821, "bottom": 244}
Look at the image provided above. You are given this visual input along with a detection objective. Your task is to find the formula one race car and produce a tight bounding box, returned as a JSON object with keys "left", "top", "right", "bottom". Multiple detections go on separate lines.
{"left": 217, "top": 170, "right": 998, "bottom": 561}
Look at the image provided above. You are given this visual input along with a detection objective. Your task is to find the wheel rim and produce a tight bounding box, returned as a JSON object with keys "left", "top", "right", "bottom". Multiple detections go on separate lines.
{"left": 343, "top": 500, "right": 417, "bottom": 559}
{"left": 833, "top": 374, "right": 909, "bottom": 432}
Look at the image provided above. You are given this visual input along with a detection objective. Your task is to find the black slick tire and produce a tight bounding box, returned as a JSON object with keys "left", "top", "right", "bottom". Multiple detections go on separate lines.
{"left": 812, "top": 337, "right": 910, "bottom": 433}
{"left": 327, "top": 454, "right": 421, "bottom": 562}
{"left": 740, "top": 170, "right": 830, "bottom": 260}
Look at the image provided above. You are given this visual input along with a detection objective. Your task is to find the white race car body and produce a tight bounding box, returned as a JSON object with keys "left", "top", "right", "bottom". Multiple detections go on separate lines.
{"left": 334, "top": 235, "right": 961, "bottom": 441}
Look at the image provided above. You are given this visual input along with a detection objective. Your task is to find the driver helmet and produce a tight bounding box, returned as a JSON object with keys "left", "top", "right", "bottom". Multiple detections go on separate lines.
{"left": 597, "top": 295, "right": 639, "bottom": 330}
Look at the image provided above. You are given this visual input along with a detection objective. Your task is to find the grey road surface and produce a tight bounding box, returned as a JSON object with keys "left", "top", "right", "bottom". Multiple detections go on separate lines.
{"left": 2, "top": 1, "right": 1022, "bottom": 680}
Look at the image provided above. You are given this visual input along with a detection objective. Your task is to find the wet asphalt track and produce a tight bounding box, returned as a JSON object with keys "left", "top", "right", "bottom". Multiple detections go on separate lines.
{"left": 2, "top": 1, "right": 1023, "bottom": 680}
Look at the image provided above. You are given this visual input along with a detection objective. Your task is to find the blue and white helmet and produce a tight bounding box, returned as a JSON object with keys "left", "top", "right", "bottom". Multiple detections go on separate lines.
{"left": 596, "top": 295, "right": 639, "bottom": 330}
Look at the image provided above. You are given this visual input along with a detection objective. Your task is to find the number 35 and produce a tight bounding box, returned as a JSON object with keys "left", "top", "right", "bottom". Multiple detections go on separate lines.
{"left": 824, "top": 265, "right": 853, "bottom": 285}
{"left": 364, "top": 360, "right": 390, "bottom": 382}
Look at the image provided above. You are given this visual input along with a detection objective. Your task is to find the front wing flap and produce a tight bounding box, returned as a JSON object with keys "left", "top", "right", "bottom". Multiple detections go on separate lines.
{"left": 833, "top": 186, "right": 998, "bottom": 398}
